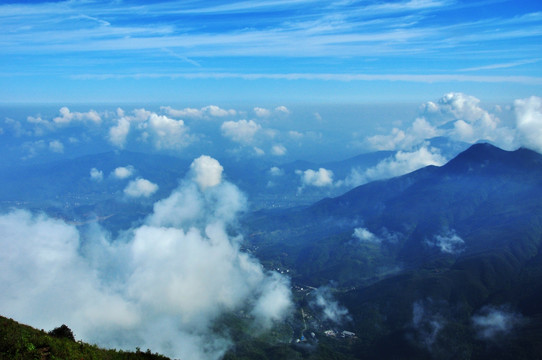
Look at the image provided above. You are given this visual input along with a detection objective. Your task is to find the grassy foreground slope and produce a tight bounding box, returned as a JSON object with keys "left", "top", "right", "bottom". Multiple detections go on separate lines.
{"left": 0, "top": 316, "right": 170, "bottom": 360}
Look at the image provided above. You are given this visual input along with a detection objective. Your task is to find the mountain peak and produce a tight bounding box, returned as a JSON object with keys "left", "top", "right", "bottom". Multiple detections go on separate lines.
{"left": 451, "top": 142, "right": 504, "bottom": 161}
{"left": 442, "top": 143, "right": 542, "bottom": 174}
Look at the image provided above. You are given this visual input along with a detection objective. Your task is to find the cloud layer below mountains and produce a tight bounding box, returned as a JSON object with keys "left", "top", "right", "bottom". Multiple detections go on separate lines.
{"left": 0, "top": 156, "right": 293, "bottom": 360}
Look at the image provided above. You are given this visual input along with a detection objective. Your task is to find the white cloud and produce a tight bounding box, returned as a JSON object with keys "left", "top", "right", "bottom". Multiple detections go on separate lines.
{"left": 162, "top": 105, "right": 236, "bottom": 118}
{"left": 472, "top": 305, "right": 524, "bottom": 340}
{"left": 367, "top": 92, "right": 517, "bottom": 151}
{"left": 426, "top": 230, "right": 465, "bottom": 254}
{"left": 124, "top": 178, "right": 159, "bottom": 198}
{"left": 109, "top": 109, "right": 192, "bottom": 150}
{"left": 204, "top": 105, "right": 236, "bottom": 117}
{"left": 422, "top": 92, "right": 517, "bottom": 149}
{"left": 113, "top": 166, "right": 134, "bottom": 179}
{"left": 271, "top": 144, "right": 287, "bottom": 156}
{"left": 254, "top": 107, "right": 271, "bottom": 118}
{"left": 27, "top": 115, "right": 54, "bottom": 136}
{"left": 288, "top": 130, "right": 303, "bottom": 139}
{"left": 314, "top": 112, "right": 323, "bottom": 122}
{"left": 0, "top": 210, "right": 140, "bottom": 343}
{"left": 108, "top": 117, "right": 130, "bottom": 148}
{"left": 147, "top": 113, "right": 191, "bottom": 150}
{"left": 298, "top": 168, "right": 334, "bottom": 188}
{"left": 366, "top": 128, "right": 408, "bottom": 151}
{"left": 53, "top": 107, "right": 101, "bottom": 125}
{"left": 346, "top": 146, "right": 446, "bottom": 186}
{"left": 412, "top": 300, "right": 444, "bottom": 349}
{"left": 90, "top": 168, "right": 103, "bottom": 182}
{"left": 274, "top": 105, "right": 290, "bottom": 115}
{"left": 515, "top": 96, "right": 542, "bottom": 153}
{"left": 251, "top": 272, "right": 293, "bottom": 328}
{"left": 221, "top": 119, "right": 261, "bottom": 144}
{"left": 27, "top": 116, "right": 47, "bottom": 125}
{"left": 48, "top": 140, "right": 64, "bottom": 153}
{"left": 352, "top": 227, "right": 381, "bottom": 244}
{"left": 269, "top": 166, "right": 284, "bottom": 176}
{"left": 0, "top": 157, "right": 293, "bottom": 360}
{"left": 5, "top": 118, "right": 31, "bottom": 137}
{"left": 366, "top": 117, "right": 439, "bottom": 151}
{"left": 310, "top": 286, "right": 351, "bottom": 325}
{"left": 189, "top": 155, "right": 223, "bottom": 191}
{"left": 253, "top": 146, "right": 265, "bottom": 156}
{"left": 162, "top": 106, "right": 202, "bottom": 118}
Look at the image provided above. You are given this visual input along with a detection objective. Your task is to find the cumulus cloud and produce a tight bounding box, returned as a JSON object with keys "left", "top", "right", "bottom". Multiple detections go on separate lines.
{"left": 352, "top": 227, "right": 381, "bottom": 244}
{"left": 90, "top": 168, "right": 103, "bottom": 182}
{"left": 53, "top": 107, "right": 101, "bottom": 125}
{"left": 204, "top": 105, "right": 236, "bottom": 118}
{"left": 109, "top": 117, "right": 130, "bottom": 148}
{"left": 366, "top": 93, "right": 517, "bottom": 152}
{"left": 269, "top": 166, "right": 284, "bottom": 176}
{"left": 367, "top": 117, "right": 439, "bottom": 151}
{"left": 109, "top": 109, "right": 192, "bottom": 150}
{"left": 253, "top": 147, "right": 265, "bottom": 156}
{"left": 251, "top": 272, "right": 293, "bottom": 328}
{"left": 146, "top": 113, "right": 191, "bottom": 150}
{"left": 310, "top": 286, "right": 351, "bottom": 325}
{"left": 124, "top": 178, "right": 159, "bottom": 198}
{"left": 48, "top": 140, "right": 64, "bottom": 153}
{"left": 274, "top": 105, "right": 290, "bottom": 115}
{"left": 271, "top": 144, "right": 287, "bottom": 156}
{"left": 346, "top": 146, "right": 446, "bottom": 187}
{"left": 221, "top": 119, "right": 261, "bottom": 144}
{"left": 472, "top": 305, "right": 524, "bottom": 340}
{"left": 426, "top": 230, "right": 465, "bottom": 254}
{"left": 189, "top": 155, "right": 223, "bottom": 191}
{"left": 0, "top": 156, "right": 292, "bottom": 360}
{"left": 254, "top": 107, "right": 271, "bottom": 118}
{"left": 297, "top": 168, "right": 334, "bottom": 189}
{"left": 162, "top": 105, "right": 236, "bottom": 118}
{"left": 27, "top": 115, "right": 54, "bottom": 136}
{"left": 422, "top": 92, "right": 516, "bottom": 148}
{"left": 0, "top": 210, "right": 140, "bottom": 342}
{"left": 515, "top": 96, "right": 542, "bottom": 153}
{"left": 113, "top": 166, "right": 134, "bottom": 179}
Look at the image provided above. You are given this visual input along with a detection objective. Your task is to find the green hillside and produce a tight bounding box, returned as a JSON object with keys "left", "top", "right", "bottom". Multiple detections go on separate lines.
{"left": 0, "top": 316, "right": 170, "bottom": 360}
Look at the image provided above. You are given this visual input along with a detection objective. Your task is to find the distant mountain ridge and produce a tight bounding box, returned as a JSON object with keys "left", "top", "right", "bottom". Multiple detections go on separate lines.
{"left": 246, "top": 143, "right": 542, "bottom": 284}
{"left": 244, "top": 142, "right": 542, "bottom": 358}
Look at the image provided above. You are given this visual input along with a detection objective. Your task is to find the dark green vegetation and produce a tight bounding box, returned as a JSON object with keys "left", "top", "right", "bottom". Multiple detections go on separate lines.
{"left": 0, "top": 316, "right": 169, "bottom": 360}
{"left": 241, "top": 143, "right": 542, "bottom": 359}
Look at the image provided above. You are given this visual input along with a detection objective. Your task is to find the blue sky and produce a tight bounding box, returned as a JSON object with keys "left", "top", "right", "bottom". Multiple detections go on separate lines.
{"left": 1, "top": 0, "right": 541, "bottom": 104}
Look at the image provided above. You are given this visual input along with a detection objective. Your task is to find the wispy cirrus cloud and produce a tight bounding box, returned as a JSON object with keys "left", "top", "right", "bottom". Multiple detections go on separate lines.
{"left": 71, "top": 72, "right": 542, "bottom": 84}
{"left": 1, "top": 0, "right": 539, "bottom": 61}
{"left": 1, "top": 0, "right": 541, "bottom": 102}
{"left": 460, "top": 59, "right": 541, "bottom": 72}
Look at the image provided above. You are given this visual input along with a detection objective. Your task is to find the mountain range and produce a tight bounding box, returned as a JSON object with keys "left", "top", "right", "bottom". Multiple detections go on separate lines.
{"left": 242, "top": 143, "right": 542, "bottom": 359}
